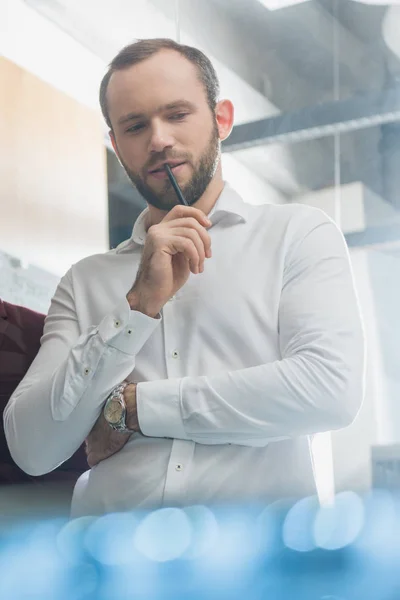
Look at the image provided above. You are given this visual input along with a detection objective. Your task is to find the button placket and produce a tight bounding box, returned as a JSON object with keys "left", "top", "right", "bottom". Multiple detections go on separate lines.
{"left": 160, "top": 295, "right": 192, "bottom": 507}
{"left": 162, "top": 440, "right": 195, "bottom": 507}
{"left": 162, "top": 300, "right": 182, "bottom": 379}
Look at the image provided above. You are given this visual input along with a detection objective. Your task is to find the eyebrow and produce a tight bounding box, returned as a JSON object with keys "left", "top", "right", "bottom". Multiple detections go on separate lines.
{"left": 117, "top": 100, "right": 196, "bottom": 126}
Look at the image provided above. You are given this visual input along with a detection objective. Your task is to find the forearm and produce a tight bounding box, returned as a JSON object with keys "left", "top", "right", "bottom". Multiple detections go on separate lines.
{"left": 126, "top": 288, "right": 162, "bottom": 320}
{"left": 84, "top": 383, "right": 140, "bottom": 468}
{"left": 4, "top": 277, "right": 161, "bottom": 476}
{"left": 137, "top": 334, "right": 365, "bottom": 445}
{"left": 5, "top": 352, "right": 132, "bottom": 475}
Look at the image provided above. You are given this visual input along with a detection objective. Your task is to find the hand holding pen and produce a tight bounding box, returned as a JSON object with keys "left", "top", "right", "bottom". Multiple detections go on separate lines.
{"left": 126, "top": 164, "right": 212, "bottom": 317}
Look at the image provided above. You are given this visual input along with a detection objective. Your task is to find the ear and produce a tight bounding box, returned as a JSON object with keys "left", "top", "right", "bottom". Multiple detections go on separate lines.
{"left": 215, "top": 99, "right": 234, "bottom": 142}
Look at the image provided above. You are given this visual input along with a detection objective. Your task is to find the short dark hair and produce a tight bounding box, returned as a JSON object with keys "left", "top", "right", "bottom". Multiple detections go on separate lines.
{"left": 99, "top": 38, "right": 220, "bottom": 129}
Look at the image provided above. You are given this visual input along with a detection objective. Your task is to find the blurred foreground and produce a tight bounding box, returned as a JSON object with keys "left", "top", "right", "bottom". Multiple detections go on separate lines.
{"left": 0, "top": 487, "right": 398, "bottom": 599}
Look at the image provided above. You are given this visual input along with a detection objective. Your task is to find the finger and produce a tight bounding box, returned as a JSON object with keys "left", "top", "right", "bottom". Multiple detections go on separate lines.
{"left": 170, "top": 236, "right": 202, "bottom": 274}
{"left": 167, "top": 217, "right": 212, "bottom": 261}
{"left": 86, "top": 453, "right": 98, "bottom": 468}
{"left": 168, "top": 226, "right": 206, "bottom": 272}
{"left": 162, "top": 205, "right": 211, "bottom": 228}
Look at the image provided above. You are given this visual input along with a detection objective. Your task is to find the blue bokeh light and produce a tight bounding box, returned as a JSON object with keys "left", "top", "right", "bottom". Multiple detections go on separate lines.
{"left": 355, "top": 489, "right": 400, "bottom": 559}
{"left": 56, "top": 516, "right": 97, "bottom": 565}
{"left": 256, "top": 503, "right": 282, "bottom": 556}
{"left": 313, "top": 491, "right": 365, "bottom": 550}
{"left": 0, "top": 520, "right": 69, "bottom": 599}
{"left": 196, "top": 507, "right": 261, "bottom": 582}
{"left": 181, "top": 505, "right": 219, "bottom": 560}
{"left": 282, "top": 495, "right": 319, "bottom": 552}
{"left": 134, "top": 507, "right": 192, "bottom": 562}
{"left": 84, "top": 512, "right": 139, "bottom": 566}
{"left": 1, "top": 494, "right": 400, "bottom": 599}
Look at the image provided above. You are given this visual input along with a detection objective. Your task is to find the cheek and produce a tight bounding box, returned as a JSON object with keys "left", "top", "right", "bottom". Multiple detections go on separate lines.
{"left": 117, "top": 138, "right": 146, "bottom": 171}
{"left": 186, "top": 122, "right": 213, "bottom": 156}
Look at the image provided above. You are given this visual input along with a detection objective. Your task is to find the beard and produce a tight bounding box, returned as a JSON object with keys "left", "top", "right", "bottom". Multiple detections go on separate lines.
{"left": 118, "top": 122, "right": 221, "bottom": 211}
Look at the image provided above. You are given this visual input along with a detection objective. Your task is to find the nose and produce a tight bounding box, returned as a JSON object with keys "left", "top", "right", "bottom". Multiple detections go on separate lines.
{"left": 148, "top": 119, "right": 175, "bottom": 154}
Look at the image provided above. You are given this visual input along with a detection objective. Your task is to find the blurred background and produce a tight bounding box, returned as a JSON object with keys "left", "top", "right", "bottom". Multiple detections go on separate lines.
{"left": 2, "top": 0, "right": 400, "bottom": 512}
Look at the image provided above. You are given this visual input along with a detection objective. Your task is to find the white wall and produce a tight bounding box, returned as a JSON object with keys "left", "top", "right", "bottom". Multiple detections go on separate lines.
{"left": 0, "top": 0, "right": 108, "bottom": 276}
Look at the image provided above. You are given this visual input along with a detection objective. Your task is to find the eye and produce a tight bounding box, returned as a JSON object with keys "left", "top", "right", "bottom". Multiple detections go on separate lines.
{"left": 169, "top": 113, "right": 189, "bottom": 121}
{"left": 126, "top": 123, "right": 146, "bottom": 134}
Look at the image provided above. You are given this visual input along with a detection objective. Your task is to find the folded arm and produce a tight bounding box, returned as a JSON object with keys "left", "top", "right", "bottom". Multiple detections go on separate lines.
{"left": 136, "top": 210, "right": 366, "bottom": 445}
{"left": 3, "top": 271, "right": 161, "bottom": 476}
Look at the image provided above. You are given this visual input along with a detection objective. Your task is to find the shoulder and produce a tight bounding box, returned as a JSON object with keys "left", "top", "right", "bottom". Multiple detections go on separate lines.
{"left": 245, "top": 201, "right": 337, "bottom": 244}
{"left": 68, "top": 240, "right": 134, "bottom": 274}
{"left": 250, "top": 201, "right": 333, "bottom": 228}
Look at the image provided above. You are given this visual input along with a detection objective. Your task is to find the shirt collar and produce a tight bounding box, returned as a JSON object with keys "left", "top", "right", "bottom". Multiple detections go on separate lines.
{"left": 118, "top": 182, "right": 249, "bottom": 251}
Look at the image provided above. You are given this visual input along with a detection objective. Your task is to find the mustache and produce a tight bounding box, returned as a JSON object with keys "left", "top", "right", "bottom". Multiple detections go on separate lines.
{"left": 145, "top": 152, "right": 192, "bottom": 173}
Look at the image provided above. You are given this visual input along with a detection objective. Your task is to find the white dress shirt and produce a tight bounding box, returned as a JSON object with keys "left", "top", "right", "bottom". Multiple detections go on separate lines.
{"left": 4, "top": 183, "right": 365, "bottom": 516}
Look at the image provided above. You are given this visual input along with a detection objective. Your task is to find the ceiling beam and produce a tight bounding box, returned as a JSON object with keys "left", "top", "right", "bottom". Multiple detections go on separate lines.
{"left": 222, "top": 83, "right": 400, "bottom": 152}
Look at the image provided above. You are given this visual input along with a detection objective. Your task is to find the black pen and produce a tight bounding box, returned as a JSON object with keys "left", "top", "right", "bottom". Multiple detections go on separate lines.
{"left": 164, "top": 164, "right": 189, "bottom": 206}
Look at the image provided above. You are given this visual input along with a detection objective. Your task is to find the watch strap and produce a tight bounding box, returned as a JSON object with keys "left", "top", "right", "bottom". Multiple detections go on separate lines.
{"left": 104, "top": 382, "right": 136, "bottom": 433}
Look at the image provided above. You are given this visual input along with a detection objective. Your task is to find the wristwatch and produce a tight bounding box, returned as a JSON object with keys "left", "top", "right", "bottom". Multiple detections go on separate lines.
{"left": 103, "top": 382, "right": 136, "bottom": 433}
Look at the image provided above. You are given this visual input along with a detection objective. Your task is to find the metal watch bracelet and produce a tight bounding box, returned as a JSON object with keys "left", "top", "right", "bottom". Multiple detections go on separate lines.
{"left": 104, "top": 382, "right": 136, "bottom": 433}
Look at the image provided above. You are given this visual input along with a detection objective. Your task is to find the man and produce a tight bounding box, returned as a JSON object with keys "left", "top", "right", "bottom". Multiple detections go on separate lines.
{"left": 0, "top": 299, "right": 86, "bottom": 484}
{"left": 4, "top": 39, "right": 365, "bottom": 516}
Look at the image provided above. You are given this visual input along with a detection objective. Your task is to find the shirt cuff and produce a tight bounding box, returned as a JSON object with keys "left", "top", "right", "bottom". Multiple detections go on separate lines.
{"left": 136, "top": 378, "right": 187, "bottom": 440}
{"left": 98, "top": 298, "right": 162, "bottom": 355}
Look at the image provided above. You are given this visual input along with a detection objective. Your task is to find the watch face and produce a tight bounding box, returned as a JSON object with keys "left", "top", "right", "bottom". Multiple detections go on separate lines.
{"left": 104, "top": 399, "right": 123, "bottom": 425}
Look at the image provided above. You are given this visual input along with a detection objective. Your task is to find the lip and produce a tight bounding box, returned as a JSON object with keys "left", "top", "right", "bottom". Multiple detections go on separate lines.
{"left": 148, "top": 162, "right": 187, "bottom": 180}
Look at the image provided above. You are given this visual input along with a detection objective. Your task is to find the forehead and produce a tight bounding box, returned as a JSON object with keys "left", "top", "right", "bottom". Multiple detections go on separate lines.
{"left": 107, "top": 50, "right": 207, "bottom": 121}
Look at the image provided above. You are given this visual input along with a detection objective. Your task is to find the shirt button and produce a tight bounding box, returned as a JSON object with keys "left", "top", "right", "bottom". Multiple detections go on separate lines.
{"left": 175, "top": 464, "right": 183, "bottom": 472}
{"left": 127, "top": 328, "right": 133, "bottom": 335}
{"left": 172, "top": 350, "right": 179, "bottom": 359}
{"left": 114, "top": 320, "right": 121, "bottom": 328}
{"left": 84, "top": 367, "right": 90, "bottom": 376}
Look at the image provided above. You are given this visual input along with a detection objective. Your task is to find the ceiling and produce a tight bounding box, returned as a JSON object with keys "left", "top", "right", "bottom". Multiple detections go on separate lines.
{"left": 209, "top": 0, "right": 398, "bottom": 198}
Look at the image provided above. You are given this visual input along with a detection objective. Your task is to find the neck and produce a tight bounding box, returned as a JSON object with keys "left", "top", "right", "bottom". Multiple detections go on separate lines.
{"left": 145, "top": 164, "right": 225, "bottom": 229}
